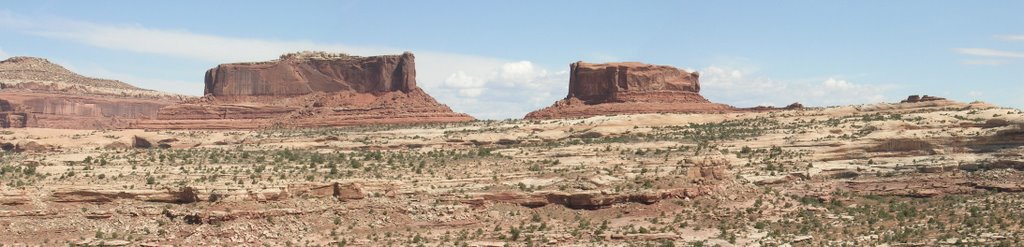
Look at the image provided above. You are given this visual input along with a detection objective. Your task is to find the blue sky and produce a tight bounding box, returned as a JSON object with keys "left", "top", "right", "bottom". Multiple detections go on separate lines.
{"left": 0, "top": 1, "right": 1021, "bottom": 119}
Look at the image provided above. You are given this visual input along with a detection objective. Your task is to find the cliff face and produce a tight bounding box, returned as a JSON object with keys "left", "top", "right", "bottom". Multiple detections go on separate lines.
{"left": 567, "top": 62, "right": 701, "bottom": 104}
{"left": 0, "top": 57, "right": 188, "bottom": 129}
{"left": 526, "top": 61, "right": 732, "bottom": 119}
{"left": 204, "top": 52, "right": 416, "bottom": 98}
{"left": 138, "top": 51, "right": 473, "bottom": 129}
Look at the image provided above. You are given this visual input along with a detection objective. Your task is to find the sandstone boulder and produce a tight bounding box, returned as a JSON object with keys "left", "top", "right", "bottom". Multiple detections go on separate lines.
{"left": 103, "top": 141, "right": 130, "bottom": 150}
{"left": 132, "top": 136, "right": 153, "bottom": 149}
{"left": 0, "top": 142, "right": 14, "bottom": 152}
{"left": 685, "top": 155, "right": 731, "bottom": 181}
{"left": 15, "top": 141, "right": 50, "bottom": 153}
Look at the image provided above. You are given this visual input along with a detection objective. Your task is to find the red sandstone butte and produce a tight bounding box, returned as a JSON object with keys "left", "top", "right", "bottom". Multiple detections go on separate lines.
{"left": 134, "top": 51, "right": 473, "bottom": 129}
{"left": 525, "top": 61, "right": 734, "bottom": 119}
{"left": 0, "top": 57, "right": 187, "bottom": 129}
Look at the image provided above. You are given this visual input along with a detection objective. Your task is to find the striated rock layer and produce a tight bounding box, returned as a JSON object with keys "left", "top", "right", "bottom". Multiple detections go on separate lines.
{"left": 0, "top": 57, "right": 189, "bottom": 129}
{"left": 136, "top": 51, "right": 472, "bottom": 129}
{"left": 204, "top": 51, "right": 416, "bottom": 99}
{"left": 525, "top": 61, "right": 733, "bottom": 119}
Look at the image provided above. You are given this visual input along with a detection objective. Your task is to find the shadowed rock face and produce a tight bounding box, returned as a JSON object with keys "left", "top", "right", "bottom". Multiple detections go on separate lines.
{"left": 138, "top": 51, "right": 473, "bottom": 129}
{"left": 205, "top": 52, "right": 416, "bottom": 98}
{"left": 526, "top": 61, "right": 733, "bottom": 119}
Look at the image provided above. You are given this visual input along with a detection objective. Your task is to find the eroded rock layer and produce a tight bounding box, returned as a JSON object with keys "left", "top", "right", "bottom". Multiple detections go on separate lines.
{"left": 138, "top": 52, "right": 472, "bottom": 129}
{"left": 525, "top": 61, "right": 733, "bottom": 119}
{"left": 204, "top": 51, "right": 416, "bottom": 99}
{"left": 0, "top": 57, "right": 188, "bottom": 129}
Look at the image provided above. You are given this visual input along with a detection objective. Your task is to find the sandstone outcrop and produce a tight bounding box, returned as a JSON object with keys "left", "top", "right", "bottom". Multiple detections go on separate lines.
{"left": 525, "top": 61, "right": 733, "bottom": 119}
{"left": 50, "top": 187, "right": 200, "bottom": 204}
{"left": 901, "top": 95, "right": 946, "bottom": 103}
{"left": 0, "top": 57, "right": 189, "bottom": 129}
{"left": 38, "top": 182, "right": 363, "bottom": 205}
{"left": 466, "top": 188, "right": 711, "bottom": 210}
{"left": 745, "top": 102, "right": 806, "bottom": 112}
{"left": 205, "top": 51, "right": 416, "bottom": 99}
{"left": 136, "top": 51, "right": 472, "bottom": 129}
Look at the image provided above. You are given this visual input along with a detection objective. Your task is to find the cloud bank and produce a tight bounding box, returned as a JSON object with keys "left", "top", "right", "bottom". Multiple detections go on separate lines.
{"left": 954, "top": 48, "right": 1024, "bottom": 58}
{"left": 995, "top": 35, "right": 1024, "bottom": 42}
{"left": 953, "top": 36, "right": 1024, "bottom": 66}
{"left": 699, "top": 66, "right": 892, "bottom": 107}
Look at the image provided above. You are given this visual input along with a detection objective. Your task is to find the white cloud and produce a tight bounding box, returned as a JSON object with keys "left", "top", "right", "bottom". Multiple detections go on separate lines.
{"left": 0, "top": 12, "right": 389, "bottom": 63}
{"left": 700, "top": 66, "right": 892, "bottom": 107}
{"left": 995, "top": 35, "right": 1024, "bottom": 42}
{"left": 967, "top": 91, "right": 983, "bottom": 99}
{"left": 0, "top": 47, "right": 7, "bottom": 59}
{"left": 57, "top": 62, "right": 201, "bottom": 96}
{"left": 499, "top": 61, "right": 540, "bottom": 86}
{"left": 431, "top": 61, "right": 568, "bottom": 119}
{"left": 443, "top": 71, "right": 486, "bottom": 89}
{"left": 961, "top": 59, "right": 1010, "bottom": 66}
{"left": 442, "top": 71, "right": 486, "bottom": 97}
{"left": 954, "top": 48, "right": 1024, "bottom": 58}
{"left": 0, "top": 12, "right": 568, "bottom": 119}
{"left": 822, "top": 77, "right": 853, "bottom": 90}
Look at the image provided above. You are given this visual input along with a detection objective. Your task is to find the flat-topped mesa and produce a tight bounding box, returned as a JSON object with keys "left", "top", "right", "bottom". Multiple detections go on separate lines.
{"left": 140, "top": 51, "right": 473, "bottom": 129}
{"left": 525, "top": 61, "right": 733, "bottom": 119}
{"left": 567, "top": 61, "right": 703, "bottom": 104}
{"left": 204, "top": 52, "right": 416, "bottom": 100}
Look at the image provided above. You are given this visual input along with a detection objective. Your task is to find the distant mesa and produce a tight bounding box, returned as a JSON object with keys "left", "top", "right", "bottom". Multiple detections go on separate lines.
{"left": 0, "top": 56, "right": 189, "bottom": 129}
{"left": 900, "top": 95, "right": 946, "bottom": 104}
{"left": 525, "top": 61, "right": 734, "bottom": 119}
{"left": 135, "top": 51, "right": 473, "bottom": 129}
{"left": 745, "top": 102, "right": 806, "bottom": 112}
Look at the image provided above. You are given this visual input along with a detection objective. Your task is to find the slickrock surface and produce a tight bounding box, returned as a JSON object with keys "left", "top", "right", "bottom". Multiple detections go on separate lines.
{"left": 136, "top": 52, "right": 472, "bottom": 129}
{"left": 3, "top": 98, "right": 1023, "bottom": 246}
{"left": 525, "top": 61, "right": 734, "bottom": 119}
{"left": 0, "top": 57, "right": 189, "bottom": 129}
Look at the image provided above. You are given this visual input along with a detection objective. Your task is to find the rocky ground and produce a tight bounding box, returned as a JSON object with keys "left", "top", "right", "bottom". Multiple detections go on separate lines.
{"left": 2, "top": 99, "right": 1024, "bottom": 246}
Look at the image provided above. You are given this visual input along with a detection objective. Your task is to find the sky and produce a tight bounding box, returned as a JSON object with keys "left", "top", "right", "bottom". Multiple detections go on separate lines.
{"left": 0, "top": 1, "right": 1021, "bottom": 119}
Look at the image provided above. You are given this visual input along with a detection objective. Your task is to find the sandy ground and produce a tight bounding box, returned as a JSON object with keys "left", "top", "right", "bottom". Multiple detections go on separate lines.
{"left": 1, "top": 100, "right": 1023, "bottom": 246}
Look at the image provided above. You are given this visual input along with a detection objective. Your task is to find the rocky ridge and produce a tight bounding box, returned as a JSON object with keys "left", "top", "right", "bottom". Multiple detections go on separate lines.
{"left": 0, "top": 57, "right": 189, "bottom": 129}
